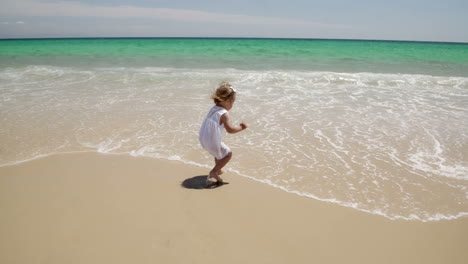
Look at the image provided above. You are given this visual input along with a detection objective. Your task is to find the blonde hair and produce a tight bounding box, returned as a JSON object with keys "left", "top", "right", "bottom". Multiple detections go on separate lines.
{"left": 211, "top": 82, "right": 236, "bottom": 103}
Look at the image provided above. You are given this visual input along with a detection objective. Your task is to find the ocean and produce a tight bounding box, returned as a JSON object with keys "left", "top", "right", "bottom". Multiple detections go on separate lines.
{"left": 1, "top": 38, "right": 467, "bottom": 221}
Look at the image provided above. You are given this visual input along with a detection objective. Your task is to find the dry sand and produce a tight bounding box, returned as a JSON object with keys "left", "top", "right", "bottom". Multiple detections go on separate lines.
{"left": 1, "top": 152, "right": 467, "bottom": 264}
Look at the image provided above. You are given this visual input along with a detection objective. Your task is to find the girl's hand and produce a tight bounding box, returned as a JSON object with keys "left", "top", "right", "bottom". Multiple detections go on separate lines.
{"left": 240, "top": 122, "right": 248, "bottom": 130}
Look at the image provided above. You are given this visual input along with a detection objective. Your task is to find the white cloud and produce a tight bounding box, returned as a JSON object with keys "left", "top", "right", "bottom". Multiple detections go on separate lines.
{"left": 0, "top": 21, "right": 25, "bottom": 25}
{"left": 0, "top": 0, "right": 339, "bottom": 28}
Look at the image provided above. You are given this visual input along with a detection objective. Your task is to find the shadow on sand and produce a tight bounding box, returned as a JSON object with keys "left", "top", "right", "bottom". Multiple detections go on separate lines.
{"left": 181, "top": 175, "right": 229, "bottom": 189}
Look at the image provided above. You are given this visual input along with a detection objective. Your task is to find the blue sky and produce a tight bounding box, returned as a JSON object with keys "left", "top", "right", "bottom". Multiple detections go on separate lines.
{"left": 1, "top": 0, "right": 467, "bottom": 42}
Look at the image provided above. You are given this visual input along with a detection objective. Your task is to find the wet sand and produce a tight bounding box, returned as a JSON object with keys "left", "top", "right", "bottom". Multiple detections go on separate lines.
{"left": 1, "top": 152, "right": 467, "bottom": 264}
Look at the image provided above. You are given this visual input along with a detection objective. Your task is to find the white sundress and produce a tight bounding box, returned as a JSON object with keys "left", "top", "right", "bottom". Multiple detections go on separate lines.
{"left": 199, "top": 106, "right": 231, "bottom": 160}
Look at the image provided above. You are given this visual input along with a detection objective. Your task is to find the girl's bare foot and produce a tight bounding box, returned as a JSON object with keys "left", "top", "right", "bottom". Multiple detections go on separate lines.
{"left": 209, "top": 170, "right": 223, "bottom": 183}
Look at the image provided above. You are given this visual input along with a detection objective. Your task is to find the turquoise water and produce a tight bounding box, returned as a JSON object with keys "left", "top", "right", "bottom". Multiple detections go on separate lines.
{"left": 1, "top": 38, "right": 468, "bottom": 76}
{"left": 1, "top": 38, "right": 467, "bottom": 221}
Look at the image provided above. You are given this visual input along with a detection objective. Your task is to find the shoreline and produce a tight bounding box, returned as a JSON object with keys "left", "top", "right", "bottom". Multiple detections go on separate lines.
{"left": 2, "top": 151, "right": 466, "bottom": 222}
{"left": 1, "top": 152, "right": 467, "bottom": 264}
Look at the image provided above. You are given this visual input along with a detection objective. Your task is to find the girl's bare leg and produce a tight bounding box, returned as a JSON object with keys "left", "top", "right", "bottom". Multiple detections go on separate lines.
{"left": 214, "top": 158, "right": 225, "bottom": 175}
{"left": 209, "top": 152, "right": 232, "bottom": 182}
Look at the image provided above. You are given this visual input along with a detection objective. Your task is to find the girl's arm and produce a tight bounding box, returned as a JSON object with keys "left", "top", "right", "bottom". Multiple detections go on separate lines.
{"left": 220, "top": 113, "right": 247, "bottom": 134}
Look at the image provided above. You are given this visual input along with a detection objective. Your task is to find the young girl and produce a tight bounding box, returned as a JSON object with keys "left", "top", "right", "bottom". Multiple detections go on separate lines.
{"left": 199, "top": 82, "right": 247, "bottom": 184}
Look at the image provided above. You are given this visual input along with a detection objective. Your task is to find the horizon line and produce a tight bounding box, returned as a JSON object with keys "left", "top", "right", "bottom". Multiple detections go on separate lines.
{"left": 0, "top": 36, "right": 467, "bottom": 45}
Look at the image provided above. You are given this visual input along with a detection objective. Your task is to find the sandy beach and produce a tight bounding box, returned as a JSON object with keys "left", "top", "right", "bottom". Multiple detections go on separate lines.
{"left": 0, "top": 152, "right": 467, "bottom": 264}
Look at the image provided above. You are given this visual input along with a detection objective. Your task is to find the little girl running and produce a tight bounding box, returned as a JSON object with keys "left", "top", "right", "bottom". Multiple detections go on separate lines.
{"left": 199, "top": 82, "right": 248, "bottom": 184}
